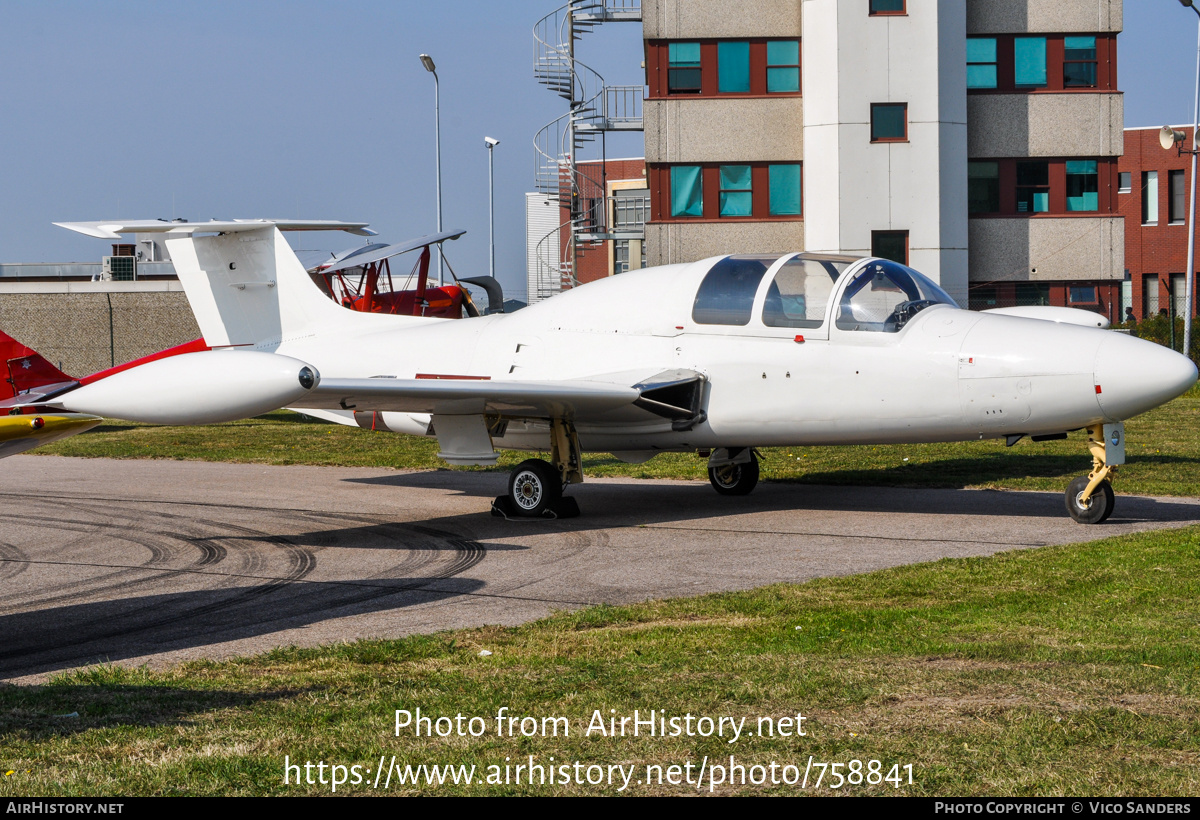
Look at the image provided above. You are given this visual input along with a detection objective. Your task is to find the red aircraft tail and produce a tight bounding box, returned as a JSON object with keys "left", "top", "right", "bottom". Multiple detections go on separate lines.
{"left": 0, "top": 330, "right": 74, "bottom": 402}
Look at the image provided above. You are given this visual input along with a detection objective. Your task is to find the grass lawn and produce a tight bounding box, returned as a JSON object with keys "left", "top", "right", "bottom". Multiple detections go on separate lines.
{"left": 1, "top": 525, "right": 1197, "bottom": 796}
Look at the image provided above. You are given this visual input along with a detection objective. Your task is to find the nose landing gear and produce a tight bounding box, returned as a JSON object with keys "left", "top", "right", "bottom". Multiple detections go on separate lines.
{"left": 1064, "top": 423, "right": 1124, "bottom": 524}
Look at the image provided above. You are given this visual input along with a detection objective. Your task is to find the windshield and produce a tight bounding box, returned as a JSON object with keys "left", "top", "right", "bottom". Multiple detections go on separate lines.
{"left": 834, "top": 259, "right": 958, "bottom": 332}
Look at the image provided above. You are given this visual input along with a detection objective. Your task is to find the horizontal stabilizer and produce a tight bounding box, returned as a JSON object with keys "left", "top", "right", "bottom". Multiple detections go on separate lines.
{"left": 55, "top": 219, "right": 377, "bottom": 239}
{"left": 306, "top": 377, "right": 639, "bottom": 417}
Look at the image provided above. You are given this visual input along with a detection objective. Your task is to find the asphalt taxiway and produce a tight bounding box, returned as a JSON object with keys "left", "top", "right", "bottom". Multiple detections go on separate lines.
{"left": 3, "top": 455, "right": 1198, "bottom": 683}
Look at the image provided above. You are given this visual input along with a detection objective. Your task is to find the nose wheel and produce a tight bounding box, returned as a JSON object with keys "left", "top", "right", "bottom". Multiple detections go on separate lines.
{"left": 1064, "top": 423, "right": 1123, "bottom": 524}
{"left": 1065, "top": 475, "right": 1115, "bottom": 524}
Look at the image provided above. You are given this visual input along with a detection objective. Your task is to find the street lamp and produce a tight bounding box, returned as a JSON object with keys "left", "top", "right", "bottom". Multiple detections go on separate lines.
{"left": 419, "top": 53, "right": 444, "bottom": 285}
{"left": 1167, "top": 0, "right": 1200, "bottom": 358}
{"left": 485, "top": 137, "right": 500, "bottom": 280}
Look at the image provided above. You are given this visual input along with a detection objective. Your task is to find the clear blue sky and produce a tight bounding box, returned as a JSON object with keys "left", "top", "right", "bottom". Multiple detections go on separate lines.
{"left": 0, "top": 2, "right": 1192, "bottom": 301}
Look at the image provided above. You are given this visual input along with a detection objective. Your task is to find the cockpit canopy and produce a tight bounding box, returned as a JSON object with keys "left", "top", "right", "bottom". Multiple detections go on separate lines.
{"left": 690, "top": 253, "right": 957, "bottom": 333}
{"left": 834, "top": 259, "right": 959, "bottom": 332}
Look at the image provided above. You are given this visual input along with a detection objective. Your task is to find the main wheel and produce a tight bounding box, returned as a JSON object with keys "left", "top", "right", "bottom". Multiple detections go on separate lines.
{"left": 1065, "top": 475, "right": 1114, "bottom": 524}
{"left": 508, "top": 458, "right": 562, "bottom": 517}
{"left": 708, "top": 452, "right": 760, "bottom": 496}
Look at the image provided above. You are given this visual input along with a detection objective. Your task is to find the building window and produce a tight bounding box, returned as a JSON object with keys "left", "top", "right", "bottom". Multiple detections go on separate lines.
{"left": 1142, "top": 171, "right": 1159, "bottom": 225}
{"left": 1014, "top": 37, "right": 1047, "bottom": 87}
{"left": 668, "top": 42, "right": 702, "bottom": 94}
{"left": 719, "top": 165, "right": 753, "bottom": 216}
{"left": 1016, "top": 161, "right": 1050, "bottom": 213}
{"left": 871, "top": 103, "right": 907, "bottom": 142}
{"left": 871, "top": 231, "right": 908, "bottom": 265}
{"left": 1118, "top": 172, "right": 1131, "bottom": 193}
{"left": 869, "top": 0, "right": 905, "bottom": 15}
{"left": 717, "top": 41, "right": 750, "bottom": 93}
{"left": 766, "top": 40, "right": 801, "bottom": 93}
{"left": 649, "top": 40, "right": 801, "bottom": 98}
{"left": 1065, "top": 160, "right": 1098, "bottom": 212}
{"left": 967, "top": 34, "right": 1116, "bottom": 93}
{"left": 968, "top": 161, "right": 1000, "bottom": 214}
{"left": 1063, "top": 36, "right": 1097, "bottom": 88}
{"left": 670, "top": 166, "right": 703, "bottom": 217}
{"left": 1171, "top": 273, "right": 1187, "bottom": 316}
{"left": 1143, "top": 274, "right": 1160, "bottom": 316}
{"left": 1068, "top": 285, "right": 1099, "bottom": 305}
{"left": 1170, "top": 169, "right": 1186, "bottom": 224}
{"left": 968, "top": 157, "right": 1117, "bottom": 216}
{"left": 769, "top": 164, "right": 802, "bottom": 215}
{"left": 652, "top": 163, "right": 803, "bottom": 221}
{"left": 1016, "top": 283, "right": 1050, "bottom": 306}
{"left": 967, "top": 38, "right": 998, "bottom": 89}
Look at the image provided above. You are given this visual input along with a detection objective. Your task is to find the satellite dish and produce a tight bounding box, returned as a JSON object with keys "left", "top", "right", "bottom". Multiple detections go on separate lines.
{"left": 1160, "top": 125, "right": 1186, "bottom": 151}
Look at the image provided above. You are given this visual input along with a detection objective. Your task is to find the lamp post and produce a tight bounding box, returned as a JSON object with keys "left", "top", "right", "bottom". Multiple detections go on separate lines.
{"left": 484, "top": 137, "right": 500, "bottom": 280}
{"left": 419, "top": 53, "right": 444, "bottom": 286}
{"left": 1175, "top": 0, "right": 1199, "bottom": 358}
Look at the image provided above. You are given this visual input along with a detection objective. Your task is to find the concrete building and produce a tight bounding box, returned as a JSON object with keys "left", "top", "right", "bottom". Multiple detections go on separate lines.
{"left": 639, "top": 0, "right": 1124, "bottom": 315}
{"left": 1119, "top": 125, "right": 1200, "bottom": 321}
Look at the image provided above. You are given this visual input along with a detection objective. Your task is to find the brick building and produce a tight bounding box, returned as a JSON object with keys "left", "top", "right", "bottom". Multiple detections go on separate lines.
{"left": 1119, "top": 125, "right": 1200, "bottom": 320}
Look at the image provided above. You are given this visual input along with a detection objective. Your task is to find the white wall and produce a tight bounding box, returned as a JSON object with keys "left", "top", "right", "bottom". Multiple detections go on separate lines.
{"left": 802, "top": 0, "right": 968, "bottom": 302}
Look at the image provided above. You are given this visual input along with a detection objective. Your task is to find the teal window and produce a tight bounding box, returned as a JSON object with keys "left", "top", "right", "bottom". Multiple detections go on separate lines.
{"left": 668, "top": 42, "right": 701, "bottom": 94}
{"left": 966, "top": 38, "right": 997, "bottom": 89}
{"left": 1065, "top": 160, "right": 1099, "bottom": 212}
{"left": 766, "top": 41, "right": 800, "bottom": 93}
{"left": 719, "top": 165, "right": 753, "bottom": 216}
{"left": 869, "top": 0, "right": 905, "bottom": 13}
{"left": 769, "top": 164, "right": 802, "bottom": 215}
{"left": 1063, "top": 36, "right": 1097, "bottom": 87}
{"left": 1016, "top": 161, "right": 1049, "bottom": 213}
{"left": 870, "top": 103, "right": 907, "bottom": 141}
{"left": 1014, "top": 37, "right": 1046, "bottom": 87}
{"left": 670, "top": 166, "right": 703, "bottom": 217}
{"left": 968, "top": 161, "right": 1000, "bottom": 214}
{"left": 717, "top": 41, "right": 750, "bottom": 93}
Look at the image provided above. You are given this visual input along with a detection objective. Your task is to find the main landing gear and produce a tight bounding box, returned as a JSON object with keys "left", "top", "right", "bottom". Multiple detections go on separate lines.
{"left": 1064, "top": 423, "right": 1124, "bottom": 524}
{"left": 494, "top": 419, "right": 582, "bottom": 519}
{"left": 707, "top": 448, "right": 760, "bottom": 496}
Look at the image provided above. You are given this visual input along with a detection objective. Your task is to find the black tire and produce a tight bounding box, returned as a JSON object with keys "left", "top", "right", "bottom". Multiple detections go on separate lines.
{"left": 1065, "top": 475, "right": 1114, "bottom": 524}
{"left": 508, "top": 459, "right": 562, "bottom": 517}
{"left": 708, "top": 452, "right": 760, "bottom": 496}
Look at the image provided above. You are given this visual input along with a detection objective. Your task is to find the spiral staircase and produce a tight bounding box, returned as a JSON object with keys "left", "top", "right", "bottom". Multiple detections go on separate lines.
{"left": 531, "top": 0, "right": 643, "bottom": 303}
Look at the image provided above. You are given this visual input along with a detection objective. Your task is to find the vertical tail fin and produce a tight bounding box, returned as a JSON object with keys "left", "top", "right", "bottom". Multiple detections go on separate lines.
{"left": 165, "top": 226, "right": 353, "bottom": 347}
{"left": 0, "top": 330, "right": 74, "bottom": 401}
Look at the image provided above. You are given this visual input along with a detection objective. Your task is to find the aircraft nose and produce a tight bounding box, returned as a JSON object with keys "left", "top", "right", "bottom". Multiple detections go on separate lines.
{"left": 1094, "top": 333, "right": 1198, "bottom": 420}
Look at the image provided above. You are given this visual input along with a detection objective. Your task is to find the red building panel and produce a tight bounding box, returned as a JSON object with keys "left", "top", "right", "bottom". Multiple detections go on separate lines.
{"left": 1120, "top": 126, "right": 1200, "bottom": 320}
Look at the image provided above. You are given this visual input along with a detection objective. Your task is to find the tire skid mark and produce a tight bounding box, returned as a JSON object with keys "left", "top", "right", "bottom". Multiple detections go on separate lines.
{"left": 0, "top": 511, "right": 224, "bottom": 613}
{"left": 0, "top": 541, "right": 30, "bottom": 583}
{"left": 0, "top": 502, "right": 492, "bottom": 674}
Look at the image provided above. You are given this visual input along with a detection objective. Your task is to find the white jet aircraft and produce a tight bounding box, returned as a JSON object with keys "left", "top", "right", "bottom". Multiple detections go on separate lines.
{"left": 36, "top": 219, "right": 1199, "bottom": 524}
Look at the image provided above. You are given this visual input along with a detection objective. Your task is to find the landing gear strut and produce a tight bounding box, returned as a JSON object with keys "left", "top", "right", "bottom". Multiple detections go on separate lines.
{"left": 495, "top": 419, "right": 582, "bottom": 519}
{"left": 1064, "top": 423, "right": 1123, "bottom": 524}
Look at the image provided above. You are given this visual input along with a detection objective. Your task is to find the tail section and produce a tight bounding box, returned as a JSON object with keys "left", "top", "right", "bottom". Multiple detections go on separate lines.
{"left": 0, "top": 330, "right": 74, "bottom": 402}
{"left": 165, "top": 227, "right": 361, "bottom": 348}
{"left": 55, "top": 219, "right": 421, "bottom": 351}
